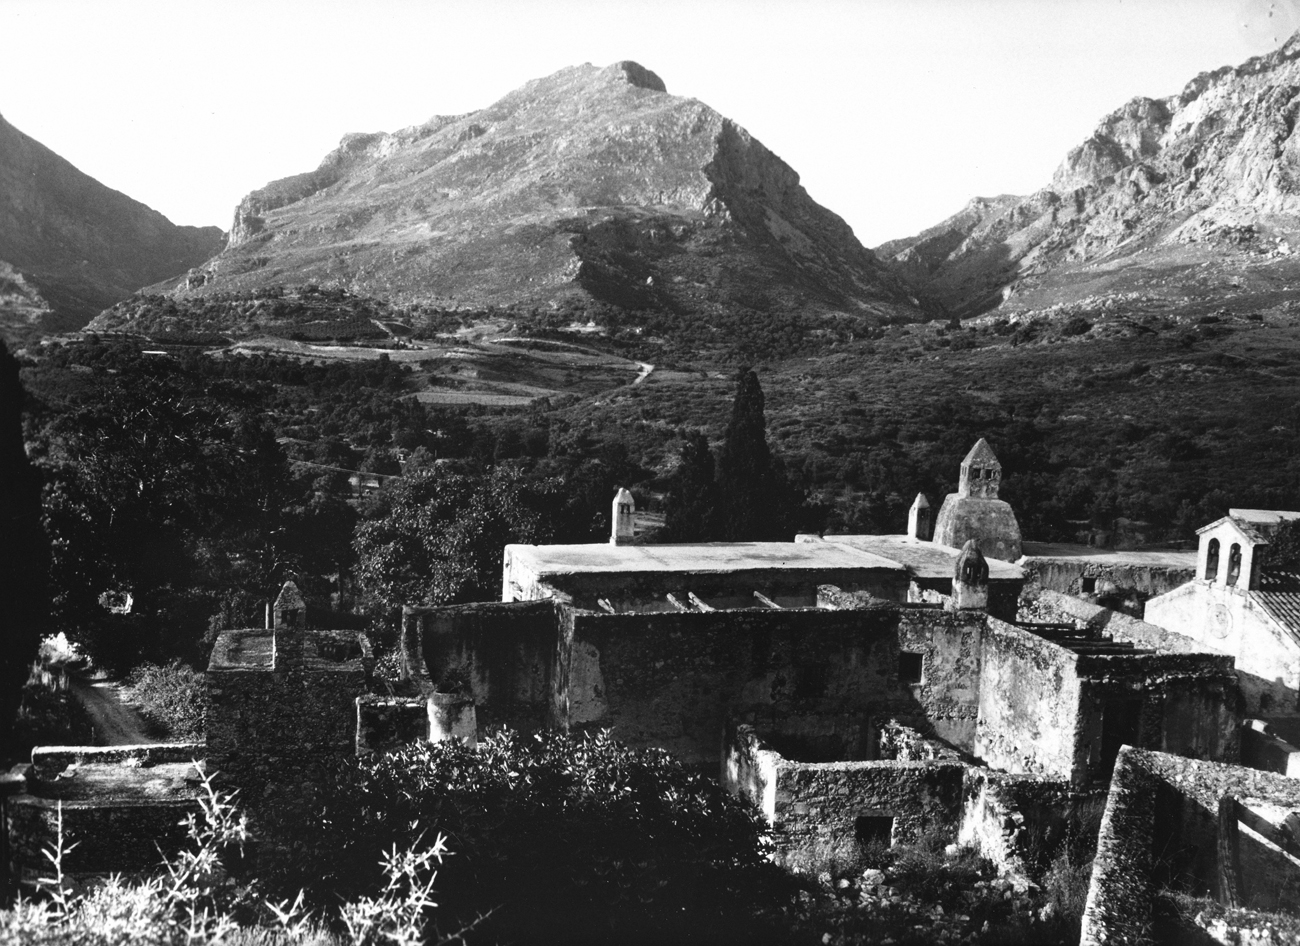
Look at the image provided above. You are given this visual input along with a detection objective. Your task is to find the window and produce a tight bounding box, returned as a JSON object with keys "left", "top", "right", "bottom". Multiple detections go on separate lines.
{"left": 1227, "top": 543, "right": 1242, "bottom": 587}
{"left": 898, "top": 652, "right": 924, "bottom": 684}
{"left": 1205, "top": 538, "right": 1220, "bottom": 581}
{"left": 1081, "top": 577, "right": 1097, "bottom": 594}
{"left": 855, "top": 815, "right": 894, "bottom": 849}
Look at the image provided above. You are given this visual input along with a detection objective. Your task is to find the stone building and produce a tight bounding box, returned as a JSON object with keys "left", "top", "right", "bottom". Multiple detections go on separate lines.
{"left": 1145, "top": 510, "right": 1300, "bottom": 729}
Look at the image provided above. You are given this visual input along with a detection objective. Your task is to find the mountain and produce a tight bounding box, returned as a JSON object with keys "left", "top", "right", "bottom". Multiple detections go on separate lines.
{"left": 0, "top": 113, "right": 224, "bottom": 345}
{"left": 880, "top": 34, "right": 1300, "bottom": 319}
{"left": 124, "top": 61, "right": 920, "bottom": 331}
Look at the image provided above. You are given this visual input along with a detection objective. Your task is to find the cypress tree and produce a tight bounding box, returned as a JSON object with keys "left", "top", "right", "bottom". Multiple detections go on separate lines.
{"left": 0, "top": 341, "right": 50, "bottom": 760}
{"left": 662, "top": 430, "right": 719, "bottom": 541}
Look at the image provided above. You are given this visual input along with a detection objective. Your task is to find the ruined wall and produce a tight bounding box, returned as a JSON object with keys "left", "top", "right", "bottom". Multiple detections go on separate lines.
{"left": 975, "top": 619, "right": 1081, "bottom": 782}
{"left": 1082, "top": 749, "right": 1300, "bottom": 945}
{"left": 897, "top": 609, "right": 984, "bottom": 751}
{"left": 724, "top": 723, "right": 967, "bottom": 873}
{"left": 562, "top": 607, "right": 914, "bottom": 767}
{"left": 1021, "top": 558, "right": 1194, "bottom": 610}
{"left": 207, "top": 638, "right": 367, "bottom": 807}
{"left": 958, "top": 770, "right": 1075, "bottom": 877}
{"left": 7, "top": 745, "right": 205, "bottom": 885}
{"left": 1146, "top": 581, "right": 1300, "bottom": 718}
{"left": 409, "top": 599, "right": 559, "bottom": 733}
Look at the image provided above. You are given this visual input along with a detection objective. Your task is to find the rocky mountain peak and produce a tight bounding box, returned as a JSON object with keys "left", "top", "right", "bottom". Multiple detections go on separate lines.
{"left": 878, "top": 30, "right": 1300, "bottom": 318}
{"left": 128, "top": 62, "right": 919, "bottom": 333}
{"left": 605, "top": 60, "right": 667, "bottom": 93}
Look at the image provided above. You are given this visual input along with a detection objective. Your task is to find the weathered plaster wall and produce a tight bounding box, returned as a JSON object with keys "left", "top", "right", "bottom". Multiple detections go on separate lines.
{"left": 410, "top": 599, "right": 559, "bottom": 733}
{"left": 562, "top": 607, "right": 914, "bottom": 766}
{"left": 897, "top": 609, "right": 984, "bottom": 751}
{"left": 1147, "top": 581, "right": 1300, "bottom": 718}
{"left": 932, "top": 495, "right": 1022, "bottom": 562}
{"left": 975, "top": 620, "right": 1081, "bottom": 782}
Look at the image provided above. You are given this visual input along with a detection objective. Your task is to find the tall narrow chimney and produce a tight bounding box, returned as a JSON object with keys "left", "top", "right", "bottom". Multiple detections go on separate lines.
{"left": 610, "top": 487, "right": 635, "bottom": 546}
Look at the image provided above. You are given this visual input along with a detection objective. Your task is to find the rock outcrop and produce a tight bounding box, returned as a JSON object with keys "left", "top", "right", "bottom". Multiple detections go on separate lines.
{"left": 0, "top": 113, "right": 224, "bottom": 344}
{"left": 151, "top": 61, "right": 920, "bottom": 325}
{"left": 880, "top": 33, "right": 1300, "bottom": 317}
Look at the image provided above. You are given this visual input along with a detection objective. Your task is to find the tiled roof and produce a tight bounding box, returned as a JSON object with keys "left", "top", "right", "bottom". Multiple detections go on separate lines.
{"left": 1252, "top": 570, "right": 1300, "bottom": 645}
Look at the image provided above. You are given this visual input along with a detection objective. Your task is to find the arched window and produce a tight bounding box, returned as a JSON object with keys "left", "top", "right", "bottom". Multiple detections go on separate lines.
{"left": 1226, "top": 543, "right": 1242, "bottom": 587}
{"left": 1205, "top": 538, "right": 1220, "bottom": 581}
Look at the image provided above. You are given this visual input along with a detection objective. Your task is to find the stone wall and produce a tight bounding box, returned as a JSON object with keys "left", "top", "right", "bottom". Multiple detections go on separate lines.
{"left": 1082, "top": 749, "right": 1300, "bottom": 945}
{"left": 563, "top": 607, "right": 914, "bottom": 767}
{"left": 7, "top": 744, "right": 206, "bottom": 886}
{"left": 207, "top": 642, "right": 367, "bottom": 806}
{"left": 957, "top": 770, "right": 1075, "bottom": 877}
{"left": 724, "top": 723, "right": 966, "bottom": 874}
{"left": 975, "top": 619, "right": 1082, "bottom": 781}
{"left": 1021, "top": 558, "right": 1195, "bottom": 611}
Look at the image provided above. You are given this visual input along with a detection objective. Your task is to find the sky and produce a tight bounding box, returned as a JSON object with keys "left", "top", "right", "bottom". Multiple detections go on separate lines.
{"left": 0, "top": 0, "right": 1294, "bottom": 247}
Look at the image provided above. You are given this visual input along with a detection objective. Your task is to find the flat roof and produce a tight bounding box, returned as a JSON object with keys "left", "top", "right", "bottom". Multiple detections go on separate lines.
{"left": 505, "top": 541, "right": 907, "bottom": 576}
{"left": 808, "top": 535, "right": 1024, "bottom": 580}
{"left": 1019, "top": 543, "right": 1197, "bottom": 568}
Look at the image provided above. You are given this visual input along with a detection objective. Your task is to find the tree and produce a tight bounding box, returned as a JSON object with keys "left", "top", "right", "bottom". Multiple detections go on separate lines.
{"left": 0, "top": 342, "right": 49, "bottom": 759}
{"left": 662, "top": 431, "right": 719, "bottom": 541}
{"left": 1265, "top": 517, "right": 1300, "bottom": 575}
{"left": 713, "top": 368, "right": 814, "bottom": 541}
{"left": 354, "top": 465, "right": 556, "bottom": 614}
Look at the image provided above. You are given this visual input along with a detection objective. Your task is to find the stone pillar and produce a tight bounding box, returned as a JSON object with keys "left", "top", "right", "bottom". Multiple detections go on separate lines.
{"left": 610, "top": 487, "right": 635, "bottom": 546}
{"left": 949, "top": 539, "right": 989, "bottom": 611}
{"left": 908, "top": 493, "right": 931, "bottom": 541}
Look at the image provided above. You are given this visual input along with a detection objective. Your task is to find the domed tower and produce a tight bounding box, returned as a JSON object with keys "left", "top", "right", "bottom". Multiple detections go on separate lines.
{"left": 949, "top": 539, "right": 989, "bottom": 611}
{"left": 932, "top": 439, "right": 1022, "bottom": 561}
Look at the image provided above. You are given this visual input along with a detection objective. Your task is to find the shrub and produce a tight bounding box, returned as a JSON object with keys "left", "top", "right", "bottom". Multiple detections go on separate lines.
{"left": 120, "top": 660, "right": 205, "bottom": 740}
{"left": 283, "top": 729, "right": 788, "bottom": 945}
{"left": 0, "top": 765, "right": 460, "bottom": 946}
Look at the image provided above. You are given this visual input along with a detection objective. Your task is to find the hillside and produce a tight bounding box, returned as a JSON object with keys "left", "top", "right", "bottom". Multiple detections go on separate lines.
{"left": 102, "top": 61, "right": 921, "bottom": 341}
{"left": 0, "top": 113, "right": 224, "bottom": 345}
{"left": 880, "top": 34, "right": 1300, "bottom": 320}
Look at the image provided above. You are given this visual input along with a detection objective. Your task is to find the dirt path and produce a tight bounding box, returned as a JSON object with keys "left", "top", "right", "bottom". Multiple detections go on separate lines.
{"left": 633, "top": 361, "right": 654, "bottom": 385}
{"left": 68, "top": 676, "right": 158, "bottom": 746}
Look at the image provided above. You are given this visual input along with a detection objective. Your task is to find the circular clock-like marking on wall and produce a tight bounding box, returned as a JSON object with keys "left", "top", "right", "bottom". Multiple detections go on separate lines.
{"left": 1210, "top": 604, "right": 1232, "bottom": 639}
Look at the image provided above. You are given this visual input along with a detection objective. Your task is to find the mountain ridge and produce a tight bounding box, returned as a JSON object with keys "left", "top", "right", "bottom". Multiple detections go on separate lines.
{"left": 0, "top": 112, "right": 224, "bottom": 345}
{"left": 106, "top": 61, "right": 921, "bottom": 335}
{"left": 878, "top": 33, "right": 1300, "bottom": 319}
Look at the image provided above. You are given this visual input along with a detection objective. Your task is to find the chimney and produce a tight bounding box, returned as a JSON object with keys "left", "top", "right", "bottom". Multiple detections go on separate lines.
{"left": 272, "top": 580, "right": 308, "bottom": 670}
{"left": 610, "top": 487, "right": 635, "bottom": 546}
{"left": 908, "top": 493, "right": 931, "bottom": 541}
{"left": 949, "top": 540, "right": 989, "bottom": 612}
